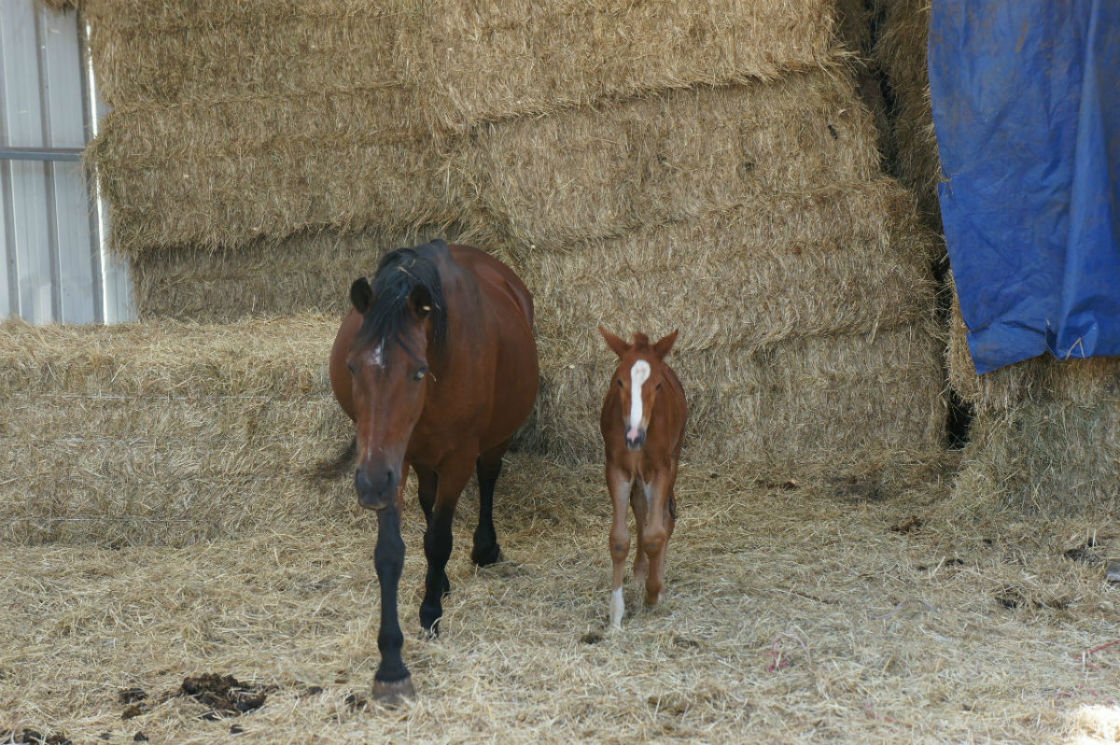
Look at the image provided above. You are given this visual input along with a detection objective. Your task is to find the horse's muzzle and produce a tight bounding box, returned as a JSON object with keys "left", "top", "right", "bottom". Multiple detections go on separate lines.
{"left": 625, "top": 429, "right": 646, "bottom": 451}
{"left": 354, "top": 467, "right": 400, "bottom": 511}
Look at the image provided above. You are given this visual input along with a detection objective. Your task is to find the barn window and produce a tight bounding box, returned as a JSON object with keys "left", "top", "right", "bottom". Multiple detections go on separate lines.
{"left": 0, "top": 0, "right": 133, "bottom": 324}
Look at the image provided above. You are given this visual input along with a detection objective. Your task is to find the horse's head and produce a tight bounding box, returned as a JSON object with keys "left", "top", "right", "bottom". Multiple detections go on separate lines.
{"left": 345, "top": 249, "right": 446, "bottom": 510}
{"left": 599, "top": 326, "right": 678, "bottom": 451}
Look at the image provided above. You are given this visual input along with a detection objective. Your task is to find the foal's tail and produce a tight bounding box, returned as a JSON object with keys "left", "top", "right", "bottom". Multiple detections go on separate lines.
{"left": 308, "top": 436, "right": 357, "bottom": 482}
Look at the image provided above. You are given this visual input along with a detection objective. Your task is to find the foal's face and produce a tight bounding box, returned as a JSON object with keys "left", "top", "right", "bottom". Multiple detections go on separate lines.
{"left": 611, "top": 353, "right": 667, "bottom": 450}
{"left": 600, "top": 327, "right": 679, "bottom": 451}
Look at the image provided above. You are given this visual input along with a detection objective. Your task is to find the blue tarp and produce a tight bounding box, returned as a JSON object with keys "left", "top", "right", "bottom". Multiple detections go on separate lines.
{"left": 928, "top": 0, "right": 1120, "bottom": 374}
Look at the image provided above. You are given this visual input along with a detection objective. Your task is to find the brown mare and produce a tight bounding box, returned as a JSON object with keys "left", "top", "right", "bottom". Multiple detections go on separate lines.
{"left": 329, "top": 240, "right": 538, "bottom": 701}
{"left": 598, "top": 327, "right": 687, "bottom": 629}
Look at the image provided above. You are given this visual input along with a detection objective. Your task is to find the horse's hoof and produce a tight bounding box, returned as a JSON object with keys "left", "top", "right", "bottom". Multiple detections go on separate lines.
{"left": 371, "top": 676, "right": 415, "bottom": 706}
{"left": 419, "top": 606, "right": 442, "bottom": 636}
{"left": 471, "top": 542, "right": 503, "bottom": 567}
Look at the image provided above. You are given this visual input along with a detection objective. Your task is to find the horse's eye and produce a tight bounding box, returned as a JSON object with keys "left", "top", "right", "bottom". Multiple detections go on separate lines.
{"left": 346, "top": 361, "right": 357, "bottom": 374}
{"left": 655, "top": 382, "right": 662, "bottom": 391}
{"left": 414, "top": 367, "right": 428, "bottom": 382}
{"left": 617, "top": 379, "right": 623, "bottom": 388}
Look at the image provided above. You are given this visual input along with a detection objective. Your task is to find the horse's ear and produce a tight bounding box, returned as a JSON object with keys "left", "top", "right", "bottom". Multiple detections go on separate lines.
{"left": 350, "top": 277, "right": 373, "bottom": 313}
{"left": 599, "top": 326, "right": 629, "bottom": 357}
{"left": 653, "top": 329, "right": 678, "bottom": 359}
{"left": 408, "top": 285, "right": 433, "bottom": 320}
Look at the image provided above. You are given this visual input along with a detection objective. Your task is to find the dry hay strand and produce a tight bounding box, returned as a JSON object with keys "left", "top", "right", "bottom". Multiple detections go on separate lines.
{"left": 466, "top": 71, "right": 882, "bottom": 250}
{"left": 0, "top": 316, "right": 350, "bottom": 546}
{"left": 872, "top": 0, "right": 943, "bottom": 230}
{"left": 520, "top": 179, "right": 938, "bottom": 360}
{"left": 84, "top": 0, "right": 845, "bottom": 134}
{"left": 128, "top": 226, "right": 471, "bottom": 322}
{"left": 523, "top": 323, "right": 947, "bottom": 473}
{"left": 1, "top": 458, "right": 1117, "bottom": 743}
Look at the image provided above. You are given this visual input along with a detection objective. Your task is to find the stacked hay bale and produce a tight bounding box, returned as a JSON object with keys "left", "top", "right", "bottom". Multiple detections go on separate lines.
{"left": 67, "top": 0, "right": 946, "bottom": 479}
{"left": 0, "top": 318, "right": 353, "bottom": 546}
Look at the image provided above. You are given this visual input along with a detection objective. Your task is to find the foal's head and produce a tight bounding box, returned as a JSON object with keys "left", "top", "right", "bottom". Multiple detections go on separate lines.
{"left": 345, "top": 249, "right": 447, "bottom": 510}
{"left": 599, "top": 327, "right": 678, "bottom": 451}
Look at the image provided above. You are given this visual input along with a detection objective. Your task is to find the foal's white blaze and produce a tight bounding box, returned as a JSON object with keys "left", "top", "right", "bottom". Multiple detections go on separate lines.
{"left": 610, "top": 587, "right": 624, "bottom": 629}
{"left": 628, "top": 360, "right": 651, "bottom": 439}
{"left": 371, "top": 341, "right": 385, "bottom": 368}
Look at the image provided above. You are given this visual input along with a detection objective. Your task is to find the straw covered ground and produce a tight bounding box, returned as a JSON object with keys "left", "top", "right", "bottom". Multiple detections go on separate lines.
{"left": 3, "top": 453, "right": 1120, "bottom": 744}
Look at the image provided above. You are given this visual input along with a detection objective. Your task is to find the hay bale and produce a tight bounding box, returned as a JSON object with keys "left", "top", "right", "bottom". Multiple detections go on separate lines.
{"left": 941, "top": 398, "right": 1120, "bottom": 520}
{"left": 522, "top": 179, "right": 937, "bottom": 358}
{"left": 943, "top": 273, "right": 1120, "bottom": 519}
{"left": 872, "top": 0, "right": 942, "bottom": 230}
{"left": 129, "top": 227, "right": 461, "bottom": 321}
{"left": 84, "top": 0, "right": 844, "bottom": 130}
{"left": 88, "top": 103, "right": 466, "bottom": 256}
{"left": 524, "top": 323, "right": 946, "bottom": 470}
{"left": 467, "top": 72, "right": 882, "bottom": 249}
{"left": 408, "top": 0, "right": 845, "bottom": 133}
{"left": 0, "top": 317, "right": 351, "bottom": 546}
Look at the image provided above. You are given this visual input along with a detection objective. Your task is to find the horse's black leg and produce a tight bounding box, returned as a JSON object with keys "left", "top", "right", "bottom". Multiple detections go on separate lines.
{"left": 471, "top": 445, "right": 506, "bottom": 566}
{"left": 371, "top": 504, "right": 413, "bottom": 703}
{"left": 416, "top": 467, "right": 449, "bottom": 596}
{"left": 420, "top": 501, "right": 455, "bottom": 634}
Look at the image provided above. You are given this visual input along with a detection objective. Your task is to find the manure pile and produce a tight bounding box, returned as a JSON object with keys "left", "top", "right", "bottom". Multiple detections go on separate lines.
{"left": 78, "top": 0, "right": 946, "bottom": 475}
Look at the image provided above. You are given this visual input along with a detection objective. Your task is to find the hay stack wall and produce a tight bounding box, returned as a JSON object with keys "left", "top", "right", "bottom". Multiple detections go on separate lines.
{"left": 62, "top": 1, "right": 947, "bottom": 482}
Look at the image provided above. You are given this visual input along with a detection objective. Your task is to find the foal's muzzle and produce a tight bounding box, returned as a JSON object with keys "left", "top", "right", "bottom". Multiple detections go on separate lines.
{"left": 625, "top": 428, "right": 646, "bottom": 451}
{"left": 354, "top": 466, "right": 400, "bottom": 511}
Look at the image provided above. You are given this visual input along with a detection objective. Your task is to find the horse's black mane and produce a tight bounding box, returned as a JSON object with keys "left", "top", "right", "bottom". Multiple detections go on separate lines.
{"left": 357, "top": 243, "right": 448, "bottom": 359}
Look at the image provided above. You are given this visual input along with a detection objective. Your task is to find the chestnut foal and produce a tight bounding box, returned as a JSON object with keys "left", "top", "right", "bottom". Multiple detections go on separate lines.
{"left": 598, "top": 327, "right": 687, "bottom": 629}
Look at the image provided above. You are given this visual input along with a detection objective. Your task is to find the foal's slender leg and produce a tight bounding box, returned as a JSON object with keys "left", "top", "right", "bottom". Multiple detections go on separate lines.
{"left": 419, "top": 454, "right": 473, "bottom": 635}
{"left": 472, "top": 441, "right": 509, "bottom": 566}
{"left": 642, "top": 476, "right": 673, "bottom": 607}
{"left": 630, "top": 481, "right": 649, "bottom": 582}
{"left": 371, "top": 504, "right": 414, "bottom": 703}
{"left": 607, "top": 464, "right": 633, "bottom": 629}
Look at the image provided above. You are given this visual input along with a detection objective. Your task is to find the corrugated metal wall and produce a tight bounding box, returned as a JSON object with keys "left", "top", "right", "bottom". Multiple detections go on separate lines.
{"left": 0, "top": 0, "right": 133, "bottom": 324}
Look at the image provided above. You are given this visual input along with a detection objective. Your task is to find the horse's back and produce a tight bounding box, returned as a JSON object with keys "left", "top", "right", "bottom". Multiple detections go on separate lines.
{"left": 446, "top": 244, "right": 538, "bottom": 448}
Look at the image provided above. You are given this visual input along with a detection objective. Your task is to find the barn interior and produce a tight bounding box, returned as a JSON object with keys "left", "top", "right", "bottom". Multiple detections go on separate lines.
{"left": 2, "top": 1, "right": 1118, "bottom": 743}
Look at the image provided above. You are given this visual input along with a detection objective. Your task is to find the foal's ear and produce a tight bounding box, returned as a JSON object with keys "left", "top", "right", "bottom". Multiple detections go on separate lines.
{"left": 653, "top": 329, "right": 679, "bottom": 359}
{"left": 407, "top": 285, "right": 433, "bottom": 320}
{"left": 350, "top": 277, "right": 373, "bottom": 314}
{"left": 598, "top": 326, "right": 629, "bottom": 357}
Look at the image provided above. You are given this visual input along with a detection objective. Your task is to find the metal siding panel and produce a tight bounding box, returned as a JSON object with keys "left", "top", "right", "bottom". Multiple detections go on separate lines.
{"left": 1, "top": 0, "right": 54, "bottom": 322}
{"left": 42, "top": 6, "right": 95, "bottom": 323}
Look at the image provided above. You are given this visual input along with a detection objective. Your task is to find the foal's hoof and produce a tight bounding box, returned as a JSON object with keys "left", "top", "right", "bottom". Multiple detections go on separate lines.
{"left": 371, "top": 676, "right": 415, "bottom": 706}
{"left": 471, "top": 542, "right": 503, "bottom": 567}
